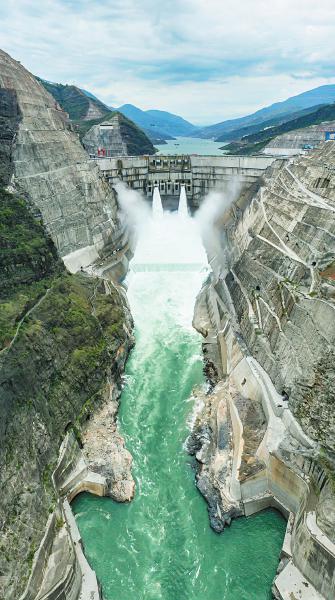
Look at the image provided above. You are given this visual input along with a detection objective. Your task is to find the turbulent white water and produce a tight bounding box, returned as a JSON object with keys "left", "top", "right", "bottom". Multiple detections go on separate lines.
{"left": 73, "top": 184, "right": 286, "bottom": 600}
{"left": 152, "top": 185, "right": 164, "bottom": 220}
{"left": 178, "top": 185, "right": 189, "bottom": 219}
{"left": 131, "top": 187, "right": 207, "bottom": 272}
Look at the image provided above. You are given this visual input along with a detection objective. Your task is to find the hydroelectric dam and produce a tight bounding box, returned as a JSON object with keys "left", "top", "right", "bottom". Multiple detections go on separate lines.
{"left": 92, "top": 153, "right": 278, "bottom": 209}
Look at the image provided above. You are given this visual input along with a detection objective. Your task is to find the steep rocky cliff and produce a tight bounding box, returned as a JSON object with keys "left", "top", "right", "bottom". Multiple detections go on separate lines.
{"left": 189, "top": 142, "right": 335, "bottom": 598}
{"left": 82, "top": 112, "right": 156, "bottom": 156}
{"left": 0, "top": 50, "right": 134, "bottom": 600}
{"left": 0, "top": 49, "right": 128, "bottom": 268}
{"left": 0, "top": 186, "right": 134, "bottom": 599}
{"left": 38, "top": 79, "right": 111, "bottom": 122}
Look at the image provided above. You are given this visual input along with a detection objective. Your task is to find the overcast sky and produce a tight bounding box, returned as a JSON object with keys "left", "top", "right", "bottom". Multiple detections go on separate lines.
{"left": 1, "top": 0, "right": 335, "bottom": 124}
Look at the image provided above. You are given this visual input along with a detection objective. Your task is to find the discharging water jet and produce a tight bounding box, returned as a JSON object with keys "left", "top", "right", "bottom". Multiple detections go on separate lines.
{"left": 178, "top": 185, "right": 189, "bottom": 218}
{"left": 152, "top": 185, "right": 163, "bottom": 220}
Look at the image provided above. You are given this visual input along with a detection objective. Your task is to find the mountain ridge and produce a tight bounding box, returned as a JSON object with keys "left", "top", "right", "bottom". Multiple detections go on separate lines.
{"left": 193, "top": 84, "right": 335, "bottom": 140}
{"left": 116, "top": 103, "right": 198, "bottom": 139}
{"left": 37, "top": 79, "right": 155, "bottom": 154}
{"left": 222, "top": 102, "right": 335, "bottom": 155}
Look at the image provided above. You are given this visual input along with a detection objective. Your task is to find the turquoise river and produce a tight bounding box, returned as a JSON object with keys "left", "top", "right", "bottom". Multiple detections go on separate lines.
{"left": 72, "top": 201, "right": 286, "bottom": 600}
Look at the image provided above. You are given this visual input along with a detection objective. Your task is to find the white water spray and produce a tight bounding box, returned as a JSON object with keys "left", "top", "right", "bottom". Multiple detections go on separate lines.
{"left": 178, "top": 185, "right": 189, "bottom": 218}
{"left": 195, "top": 179, "right": 242, "bottom": 266}
{"left": 116, "top": 183, "right": 207, "bottom": 272}
{"left": 116, "top": 179, "right": 241, "bottom": 271}
{"left": 152, "top": 186, "right": 163, "bottom": 220}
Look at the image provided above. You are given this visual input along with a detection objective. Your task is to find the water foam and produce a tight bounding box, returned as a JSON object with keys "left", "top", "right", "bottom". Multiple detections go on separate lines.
{"left": 130, "top": 186, "right": 207, "bottom": 271}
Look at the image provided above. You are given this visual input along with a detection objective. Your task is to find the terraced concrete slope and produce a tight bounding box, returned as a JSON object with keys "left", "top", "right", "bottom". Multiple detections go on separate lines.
{"left": 190, "top": 143, "right": 335, "bottom": 599}
{"left": 264, "top": 121, "right": 335, "bottom": 156}
{"left": 0, "top": 49, "right": 126, "bottom": 268}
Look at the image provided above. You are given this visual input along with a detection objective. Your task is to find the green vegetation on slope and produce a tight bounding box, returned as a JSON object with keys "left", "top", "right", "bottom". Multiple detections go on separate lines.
{"left": 223, "top": 139, "right": 272, "bottom": 156}
{"left": 73, "top": 114, "right": 108, "bottom": 139}
{"left": 0, "top": 188, "right": 63, "bottom": 348}
{"left": 38, "top": 79, "right": 155, "bottom": 153}
{"left": 116, "top": 111, "right": 156, "bottom": 155}
{"left": 216, "top": 104, "right": 325, "bottom": 143}
{"left": 0, "top": 187, "right": 130, "bottom": 596}
{"left": 38, "top": 78, "right": 109, "bottom": 121}
{"left": 223, "top": 103, "right": 335, "bottom": 155}
{"left": 37, "top": 77, "right": 113, "bottom": 141}
{"left": 194, "top": 84, "right": 335, "bottom": 140}
{"left": 0, "top": 272, "right": 128, "bottom": 593}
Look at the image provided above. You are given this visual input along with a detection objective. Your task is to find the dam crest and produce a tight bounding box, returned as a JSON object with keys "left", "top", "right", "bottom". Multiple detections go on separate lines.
{"left": 93, "top": 153, "right": 277, "bottom": 209}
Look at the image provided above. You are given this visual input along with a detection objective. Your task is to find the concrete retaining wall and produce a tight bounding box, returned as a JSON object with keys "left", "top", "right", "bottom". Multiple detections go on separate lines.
{"left": 20, "top": 433, "right": 103, "bottom": 600}
{"left": 18, "top": 513, "right": 57, "bottom": 600}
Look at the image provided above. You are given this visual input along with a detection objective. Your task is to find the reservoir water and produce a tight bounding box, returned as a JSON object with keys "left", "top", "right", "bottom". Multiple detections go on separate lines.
{"left": 155, "top": 136, "right": 227, "bottom": 155}
{"left": 72, "top": 192, "right": 286, "bottom": 600}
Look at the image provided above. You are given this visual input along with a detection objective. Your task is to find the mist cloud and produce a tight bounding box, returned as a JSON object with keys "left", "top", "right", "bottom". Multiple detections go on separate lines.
{"left": 195, "top": 179, "right": 242, "bottom": 263}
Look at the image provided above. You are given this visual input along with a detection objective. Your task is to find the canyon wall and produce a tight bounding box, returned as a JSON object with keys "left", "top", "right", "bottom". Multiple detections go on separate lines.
{"left": 189, "top": 143, "right": 335, "bottom": 599}
{"left": 0, "top": 50, "right": 134, "bottom": 599}
{"left": 0, "top": 49, "right": 128, "bottom": 270}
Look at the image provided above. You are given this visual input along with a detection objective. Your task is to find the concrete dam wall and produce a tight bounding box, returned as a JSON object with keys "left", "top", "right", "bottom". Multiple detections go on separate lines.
{"left": 94, "top": 154, "right": 278, "bottom": 208}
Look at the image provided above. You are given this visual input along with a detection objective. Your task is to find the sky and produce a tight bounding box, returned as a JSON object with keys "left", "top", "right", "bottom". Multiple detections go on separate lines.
{"left": 1, "top": 0, "right": 335, "bottom": 125}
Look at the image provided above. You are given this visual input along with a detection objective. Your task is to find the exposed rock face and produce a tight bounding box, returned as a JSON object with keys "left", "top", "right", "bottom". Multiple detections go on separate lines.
{"left": 0, "top": 88, "right": 21, "bottom": 186}
{"left": 0, "top": 49, "right": 126, "bottom": 263}
{"left": 190, "top": 142, "right": 335, "bottom": 598}
{"left": 82, "top": 112, "right": 156, "bottom": 157}
{"left": 187, "top": 383, "right": 243, "bottom": 531}
{"left": 0, "top": 50, "right": 135, "bottom": 600}
{"left": 82, "top": 387, "right": 135, "bottom": 502}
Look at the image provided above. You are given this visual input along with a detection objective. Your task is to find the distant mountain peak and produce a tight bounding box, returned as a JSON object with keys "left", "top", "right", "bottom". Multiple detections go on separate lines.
{"left": 116, "top": 104, "right": 199, "bottom": 139}
{"left": 194, "top": 84, "right": 335, "bottom": 141}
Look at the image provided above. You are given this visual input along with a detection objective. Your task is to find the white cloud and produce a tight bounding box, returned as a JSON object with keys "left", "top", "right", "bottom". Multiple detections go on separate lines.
{"left": 1, "top": 0, "right": 335, "bottom": 123}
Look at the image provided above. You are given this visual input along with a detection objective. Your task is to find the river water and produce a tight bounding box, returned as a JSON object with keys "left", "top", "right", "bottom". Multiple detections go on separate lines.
{"left": 155, "top": 136, "right": 227, "bottom": 155}
{"left": 72, "top": 195, "right": 285, "bottom": 600}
